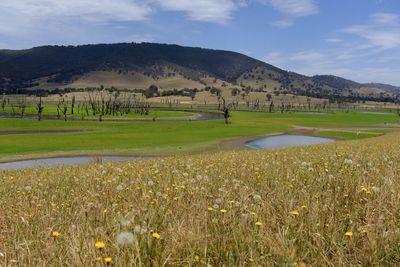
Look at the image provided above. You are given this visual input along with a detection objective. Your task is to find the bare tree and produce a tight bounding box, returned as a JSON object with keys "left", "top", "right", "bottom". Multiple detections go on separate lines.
{"left": 56, "top": 98, "right": 62, "bottom": 119}
{"left": 219, "top": 96, "right": 230, "bottom": 124}
{"left": 269, "top": 101, "right": 274, "bottom": 113}
{"left": 1, "top": 93, "right": 6, "bottom": 111}
{"left": 17, "top": 96, "right": 27, "bottom": 118}
{"left": 71, "top": 95, "right": 76, "bottom": 115}
{"left": 62, "top": 99, "right": 68, "bottom": 121}
{"left": 36, "top": 96, "right": 44, "bottom": 121}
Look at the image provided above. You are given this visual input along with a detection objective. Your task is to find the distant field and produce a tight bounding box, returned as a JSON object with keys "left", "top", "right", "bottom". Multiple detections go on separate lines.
{"left": 0, "top": 111, "right": 399, "bottom": 161}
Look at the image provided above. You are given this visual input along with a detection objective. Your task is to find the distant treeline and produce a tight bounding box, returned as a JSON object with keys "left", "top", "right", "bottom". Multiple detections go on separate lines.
{"left": 0, "top": 85, "right": 203, "bottom": 99}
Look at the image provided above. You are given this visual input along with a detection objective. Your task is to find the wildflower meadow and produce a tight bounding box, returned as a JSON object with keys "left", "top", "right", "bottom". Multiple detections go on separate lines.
{"left": 1, "top": 133, "right": 399, "bottom": 266}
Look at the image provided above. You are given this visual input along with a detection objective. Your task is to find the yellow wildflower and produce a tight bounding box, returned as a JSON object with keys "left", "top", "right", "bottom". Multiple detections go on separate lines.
{"left": 220, "top": 209, "right": 227, "bottom": 213}
{"left": 95, "top": 241, "right": 105, "bottom": 249}
{"left": 344, "top": 231, "right": 353, "bottom": 237}
{"left": 290, "top": 210, "right": 300, "bottom": 216}
{"left": 207, "top": 207, "right": 214, "bottom": 211}
{"left": 51, "top": 231, "right": 60, "bottom": 237}
{"left": 255, "top": 221, "right": 263, "bottom": 226}
{"left": 152, "top": 232, "right": 161, "bottom": 239}
{"left": 104, "top": 257, "right": 112, "bottom": 264}
{"left": 361, "top": 186, "right": 368, "bottom": 192}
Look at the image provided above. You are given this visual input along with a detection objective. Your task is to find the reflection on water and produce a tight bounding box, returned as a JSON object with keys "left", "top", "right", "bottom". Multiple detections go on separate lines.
{"left": 246, "top": 135, "right": 334, "bottom": 150}
{"left": 0, "top": 156, "right": 146, "bottom": 170}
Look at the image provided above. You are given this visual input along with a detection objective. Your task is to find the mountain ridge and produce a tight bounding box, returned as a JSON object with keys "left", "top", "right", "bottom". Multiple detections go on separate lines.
{"left": 0, "top": 42, "right": 398, "bottom": 100}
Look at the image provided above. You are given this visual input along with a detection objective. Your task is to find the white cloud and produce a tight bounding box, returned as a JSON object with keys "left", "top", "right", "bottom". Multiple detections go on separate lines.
{"left": 289, "top": 51, "right": 325, "bottom": 62}
{"left": 0, "top": 0, "right": 152, "bottom": 24}
{"left": 262, "top": 48, "right": 400, "bottom": 86}
{"left": 153, "top": 0, "right": 237, "bottom": 23}
{"left": 263, "top": 52, "right": 286, "bottom": 67}
{"left": 325, "top": 38, "right": 342, "bottom": 43}
{"left": 268, "top": 0, "right": 318, "bottom": 17}
{"left": 371, "top": 13, "right": 400, "bottom": 25}
{"left": 350, "top": 67, "right": 400, "bottom": 86}
{"left": 264, "top": 13, "right": 400, "bottom": 85}
{"left": 343, "top": 13, "right": 400, "bottom": 50}
{"left": 0, "top": 0, "right": 241, "bottom": 47}
{"left": 0, "top": 0, "right": 154, "bottom": 40}
{"left": 273, "top": 19, "right": 294, "bottom": 28}
{"left": 257, "top": 0, "right": 318, "bottom": 28}
{"left": 0, "top": 0, "right": 239, "bottom": 35}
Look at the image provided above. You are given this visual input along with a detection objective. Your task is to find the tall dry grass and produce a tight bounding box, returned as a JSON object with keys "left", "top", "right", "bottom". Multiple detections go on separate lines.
{"left": 1, "top": 133, "right": 399, "bottom": 266}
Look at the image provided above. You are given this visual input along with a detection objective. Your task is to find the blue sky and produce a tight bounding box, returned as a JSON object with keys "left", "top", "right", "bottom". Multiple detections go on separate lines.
{"left": 0, "top": 0, "right": 399, "bottom": 85}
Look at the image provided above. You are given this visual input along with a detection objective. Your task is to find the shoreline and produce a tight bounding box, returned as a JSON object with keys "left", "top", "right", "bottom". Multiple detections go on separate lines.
{"left": 0, "top": 128, "right": 335, "bottom": 165}
{"left": 1, "top": 125, "right": 397, "bottom": 165}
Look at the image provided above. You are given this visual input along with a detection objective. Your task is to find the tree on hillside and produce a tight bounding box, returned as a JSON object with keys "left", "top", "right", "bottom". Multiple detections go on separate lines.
{"left": 144, "top": 85, "right": 159, "bottom": 98}
{"left": 210, "top": 87, "right": 221, "bottom": 96}
{"left": 231, "top": 88, "right": 240, "bottom": 96}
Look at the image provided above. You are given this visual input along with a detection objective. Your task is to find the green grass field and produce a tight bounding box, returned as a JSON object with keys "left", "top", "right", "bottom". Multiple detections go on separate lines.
{"left": 1, "top": 110, "right": 399, "bottom": 161}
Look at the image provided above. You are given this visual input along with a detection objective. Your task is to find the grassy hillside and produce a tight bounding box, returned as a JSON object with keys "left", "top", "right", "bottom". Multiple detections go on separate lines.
{"left": 1, "top": 43, "right": 398, "bottom": 101}
{"left": 1, "top": 133, "right": 399, "bottom": 265}
{"left": 0, "top": 43, "right": 275, "bottom": 89}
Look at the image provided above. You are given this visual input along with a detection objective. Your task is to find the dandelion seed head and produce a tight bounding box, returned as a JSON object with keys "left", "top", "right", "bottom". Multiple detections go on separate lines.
{"left": 120, "top": 218, "right": 131, "bottom": 227}
{"left": 116, "top": 231, "right": 134, "bottom": 246}
{"left": 344, "top": 159, "right": 353, "bottom": 165}
{"left": 116, "top": 184, "right": 124, "bottom": 191}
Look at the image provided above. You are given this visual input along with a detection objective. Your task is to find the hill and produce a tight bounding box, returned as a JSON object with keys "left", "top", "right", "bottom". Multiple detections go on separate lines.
{"left": 363, "top": 83, "right": 400, "bottom": 94}
{"left": 0, "top": 43, "right": 398, "bottom": 101}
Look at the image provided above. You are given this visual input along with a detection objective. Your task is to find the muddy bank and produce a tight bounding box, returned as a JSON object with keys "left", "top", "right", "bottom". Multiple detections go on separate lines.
{"left": 0, "top": 155, "right": 151, "bottom": 170}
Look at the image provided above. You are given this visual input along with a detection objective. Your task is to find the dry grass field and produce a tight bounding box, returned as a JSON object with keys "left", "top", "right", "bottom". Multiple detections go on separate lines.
{"left": 1, "top": 133, "right": 399, "bottom": 266}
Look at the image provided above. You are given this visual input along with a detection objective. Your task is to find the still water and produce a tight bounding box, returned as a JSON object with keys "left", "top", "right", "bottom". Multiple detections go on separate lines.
{"left": 246, "top": 135, "right": 334, "bottom": 150}
{"left": 0, "top": 156, "right": 145, "bottom": 170}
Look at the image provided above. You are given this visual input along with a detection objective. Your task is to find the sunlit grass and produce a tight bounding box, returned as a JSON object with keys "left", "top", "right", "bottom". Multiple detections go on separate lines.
{"left": 1, "top": 133, "right": 399, "bottom": 265}
{"left": 1, "top": 111, "right": 399, "bottom": 160}
{"left": 316, "top": 130, "right": 384, "bottom": 140}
